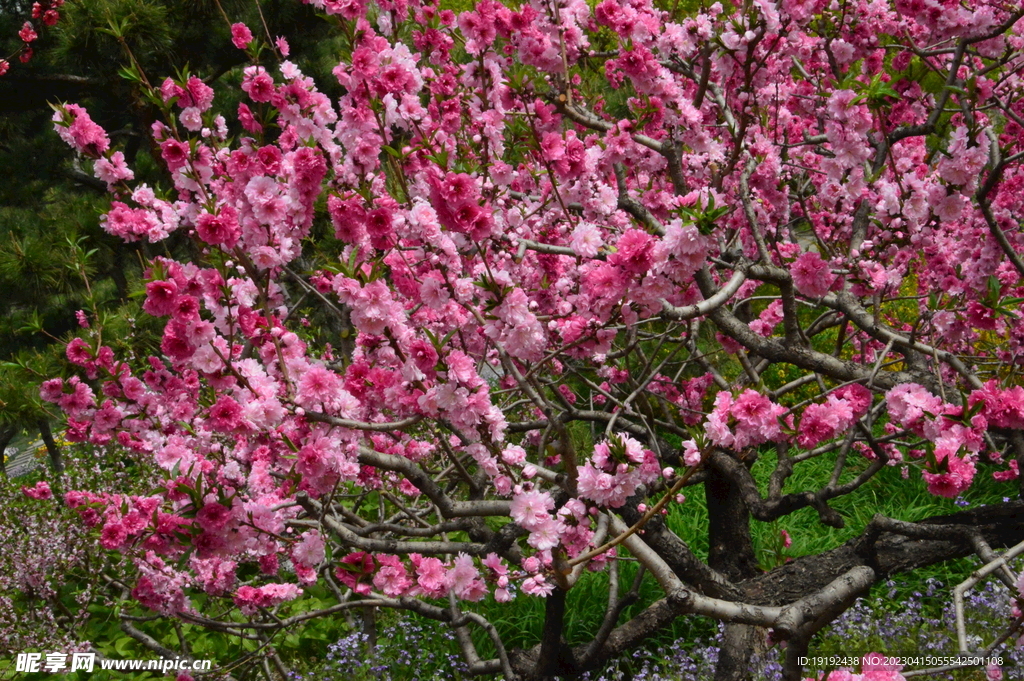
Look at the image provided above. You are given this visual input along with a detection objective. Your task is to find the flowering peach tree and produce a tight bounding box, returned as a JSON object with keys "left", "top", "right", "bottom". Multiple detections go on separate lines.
{"left": 35, "top": 0, "right": 1024, "bottom": 678}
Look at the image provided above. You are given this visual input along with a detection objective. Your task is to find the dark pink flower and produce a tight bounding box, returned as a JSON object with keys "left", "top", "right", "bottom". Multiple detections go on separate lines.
{"left": 365, "top": 208, "right": 395, "bottom": 249}
{"left": 185, "top": 77, "right": 214, "bottom": 112}
{"left": 100, "top": 521, "right": 128, "bottom": 549}
{"left": 256, "top": 145, "right": 282, "bottom": 175}
{"left": 208, "top": 396, "right": 243, "bottom": 432}
{"left": 66, "top": 337, "right": 93, "bottom": 366}
{"left": 242, "top": 66, "right": 275, "bottom": 103}
{"left": 351, "top": 47, "right": 378, "bottom": 77}
{"left": 296, "top": 365, "right": 341, "bottom": 407}
{"left": 327, "top": 195, "right": 366, "bottom": 243}
{"left": 237, "top": 103, "right": 262, "bottom": 134}
{"left": 833, "top": 384, "right": 873, "bottom": 417}
{"left": 797, "top": 395, "right": 854, "bottom": 449}
{"left": 195, "top": 210, "right": 240, "bottom": 249}
{"left": 160, "top": 139, "right": 190, "bottom": 170}
{"left": 791, "top": 251, "right": 835, "bottom": 298}
{"left": 610, "top": 229, "right": 655, "bottom": 275}
{"left": 290, "top": 147, "right": 326, "bottom": 194}
{"left": 40, "top": 378, "right": 64, "bottom": 402}
{"left": 143, "top": 280, "right": 179, "bottom": 317}
{"left": 196, "top": 502, "right": 232, "bottom": 532}
{"left": 230, "top": 22, "right": 253, "bottom": 50}
{"left": 19, "top": 22, "right": 37, "bottom": 43}
{"left": 923, "top": 455, "right": 976, "bottom": 498}
{"left": 172, "top": 295, "right": 200, "bottom": 321}
{"left": 160, "top": 78, "right": 187, "bottom": 104}
{"left": 53, "top": 104, "right": 110, "bottom": 157}
{"left": 335, "top": 552, "right": 375, "bottom": 595}
{"left": 408, "top": 339, "right": 438, "bottom": 376}
{"left": 21, "top": 481, "right": 52, "bottom": 500}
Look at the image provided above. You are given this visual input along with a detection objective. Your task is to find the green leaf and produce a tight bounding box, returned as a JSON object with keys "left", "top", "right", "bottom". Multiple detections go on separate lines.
{"left": 118, "top": 65, "right": 142, "bottom": 83}
{"left": 439, "top": 328, "right": 458, "bottom": 349}
{"left": 281, "top": 433, "right": 300, "bottom": 452}
{"left": 113, "top": 636, "right": 134, "bottom": 657}
{"left": 988, "top": 275, "right": 1001, "bottom": 300}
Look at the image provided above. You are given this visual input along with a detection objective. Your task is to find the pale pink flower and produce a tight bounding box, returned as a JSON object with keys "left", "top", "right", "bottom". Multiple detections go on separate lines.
{"left": 521, "top": 574, "right": 554, "bottom": 597}
{"left": 510, "top": 489, "right": 555, "bottom": 531}
{"left": 94, "top": 151, "right": 134, "bottom": 186}
{"left": 412, "top": 555, "right": 448, "bottom": 597}
{"left": 526, "top": 516, "right": 562, "bottom": 551}
{"left": 449, "top": 553, "right": 487, "bottom": 601}
{"left": 373, "top": 554, "right": 412, "bottom": 596}
{"left": 292, "top": 530, "right": 325, "bottom": 568}
{"left": 682, "top": 439, "right": 701, "bottom": 467}
{"left": 571, "top": 222, "right": 603, "bottom": 258}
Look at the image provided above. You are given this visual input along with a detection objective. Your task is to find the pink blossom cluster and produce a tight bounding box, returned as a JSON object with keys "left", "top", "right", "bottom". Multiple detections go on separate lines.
{"left": 21, "top": 481, "right": 53, "bottom": 500}
{"left": 333, "top": 550, "right": 505, "bottom": 602}
{"left": 645, "top": 372, "right": 713, "bottom": 425}
{"left": 0, "top": 0, "right": 63, "bottom": 73}
{"left": 969, "top": 381, "right": 1024, "bottom": 430}
{"left": 51, "top": 103, "right": 137, "bottom": 197}
{"left": 705, "top": 390, "right": 787, "bottom": 451}
{"left": 798, "top": 385, "right": 872, "bottom": 449}
{"left": 133, "top": 551, "right": 193, "bottom": 615}
{"left": 790, "top": 251, "right": 836, "bottom": 299}
{"left": 191, "top": 556, "right": 238, "bottom": 596}
{"left": 233, "top": 582, "right": 302, "bottom": 615}
{"left": 576, "top": 435, "right": 661, "bottom": 509}
{"left": 51, "top": 105, "right": 110, "bottom": 158}
{"left": 510, "top": 487, "right": 558, "bottom": 547}
{"left": 885, "top": 384, "right": 983, "bottom": 497}
{"left": 159, "top": 75, "right": 216, "bottom": 133}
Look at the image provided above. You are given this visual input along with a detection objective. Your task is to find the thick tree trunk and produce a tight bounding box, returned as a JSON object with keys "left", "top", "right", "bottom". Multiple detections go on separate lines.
{"left": 705, "top": 455, "right": 765, "bottom": 681}
{"left": 705, "top": 460, "right": 760, "bottom": 581}
{"left": 0, "top": 424, "right": 16, "bottom": 478}
{"left": 536, "top": 588, "right": 568, "bottom": 680}
{"left": 38, "top": 419, "right": 64, "bottom": 477}
{"left": 361, "top": 605, "right": 377, "bottom": 653}
{"left": 716, "top": 624, "right": 769, "bottom": 681}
